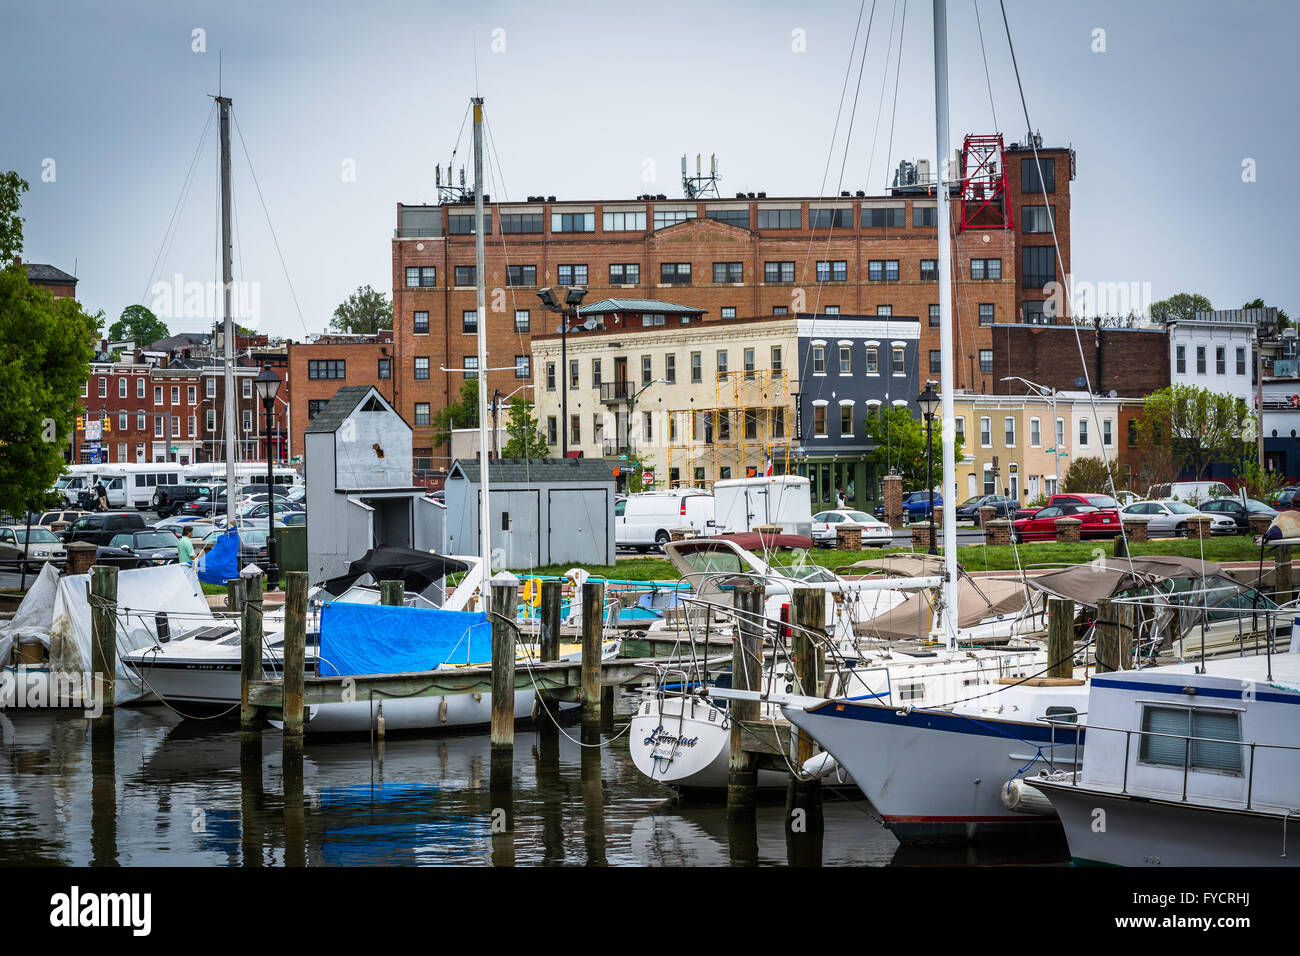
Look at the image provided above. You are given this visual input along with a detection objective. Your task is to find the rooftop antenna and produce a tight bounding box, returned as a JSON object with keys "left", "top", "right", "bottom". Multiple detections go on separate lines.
{"left": 682, "top": 152, "right": 720, "bottom": 199}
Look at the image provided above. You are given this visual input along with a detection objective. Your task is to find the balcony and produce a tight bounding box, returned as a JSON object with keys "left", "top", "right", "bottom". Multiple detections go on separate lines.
{"left": 600, "top": 380, "right": 632, "bottom": 404}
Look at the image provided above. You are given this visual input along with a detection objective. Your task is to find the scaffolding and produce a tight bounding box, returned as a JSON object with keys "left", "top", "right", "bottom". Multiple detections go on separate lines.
{"left": 666, "top": 369, "right": 793, "bottom": 488}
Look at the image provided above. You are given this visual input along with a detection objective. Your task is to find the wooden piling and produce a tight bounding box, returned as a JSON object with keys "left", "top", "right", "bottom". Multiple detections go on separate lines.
{"left": 1117, "top": 601, "right": 1136, "bottom": 669}
{"left": 489, "top": 573, "right": 518, "bottom": 753}
{"left": 90, "top": 565, "right": 118, "bottom": 714}
{"left": 226, "top": 578, "right": 243, "bottom": 613}
{"left": 1274, "top": 544, "right": 1293, "bottom": 606}
{"left": 1095, "top": 597, "right": 1118, "bottom": 674}
{"left": 787, "top": 587, "right": 825, "bottom": 829}
{"left": 581, "top": 580, "right": 606, "bottom": 728}
{"left": 240, "top": 574, "right": 263, "bottom": 729}
{"left": 281, "top": 571, "right": 308, "bottom": 738}
{"left": 379, "top": 579, "right": 404, "bottom": 606}
{"left": 1047, "top": 597, "right": 1075, "bottom": 679}
{"left": 539, "top": 580, "right": 562, "bottom": 663}
{"left": 728, "top": 584, "right": 764, "bottom": 815}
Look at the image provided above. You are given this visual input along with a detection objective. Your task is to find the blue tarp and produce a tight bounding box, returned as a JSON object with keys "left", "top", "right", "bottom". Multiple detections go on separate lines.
{"left": 195, "top": 528, "right": 239, "bottom": 585}
{"left": 319, "top": 602, "right": 491, "bottom": 677}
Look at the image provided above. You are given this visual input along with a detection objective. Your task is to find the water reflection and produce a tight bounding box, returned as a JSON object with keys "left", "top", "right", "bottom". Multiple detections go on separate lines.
{"left": 0, "top": 709, "right": 1067, "bottom": 867}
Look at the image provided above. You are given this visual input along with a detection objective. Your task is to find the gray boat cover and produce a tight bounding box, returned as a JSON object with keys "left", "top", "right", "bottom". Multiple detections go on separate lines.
{"left": 1026, "top": 555, "right": 1221, "bottom": 606}
{"left": 855, "top": 577, "right": 1030, "bottom": 641}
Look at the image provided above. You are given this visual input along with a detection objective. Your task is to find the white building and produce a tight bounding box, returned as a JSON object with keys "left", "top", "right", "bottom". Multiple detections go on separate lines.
{"left": 1167, "top": 311, "right": 1257, "bottom": 409}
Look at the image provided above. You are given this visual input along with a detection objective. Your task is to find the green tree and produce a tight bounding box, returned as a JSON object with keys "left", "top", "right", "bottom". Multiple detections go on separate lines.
{"left": 1136, "top": 384, "right": 1249, "bottom": 481}
{"left": 1149, "top": 292, "right": 1212, "bottom": 325}
{"left": 862, "top": 406, "right": 961, "bottom": 489}
{"left": 330, "top": 284, "right": 392, "bottom": 335}
{"left": 500, "top": 398, "right": 550, "bottom": 458}
{"left": 108, "top": 303, "right": 170, "bottom": 348}
{"left": 431, "top": 378, "right": 480, "bottom": 446}
{"left": 1060, "top": 455, "right": 1117, "bottom": 494}
{"left": 0, "top": 172, "right": 29, "bottom": 262}
{"left": 0, "top": 267, "right": 99, "bottom": 516}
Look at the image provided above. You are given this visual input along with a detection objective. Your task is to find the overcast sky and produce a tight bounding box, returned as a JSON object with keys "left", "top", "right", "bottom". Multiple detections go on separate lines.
{"left": 2, "top": 0, "right": 1296, "bottom": 338}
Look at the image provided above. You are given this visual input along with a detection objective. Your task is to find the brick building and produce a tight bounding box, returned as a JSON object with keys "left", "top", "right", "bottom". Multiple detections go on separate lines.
{"left": 391, "top": 134, "right": 1076, "bottom": 465}
{"left": 286, "top": 331, "right": 396, "bottom": 466}
{"left": 991, "top": 321, "right": 1170, "bottom": 398}
{"left": 13, "top": 257, "right": 78, "bottom": 300}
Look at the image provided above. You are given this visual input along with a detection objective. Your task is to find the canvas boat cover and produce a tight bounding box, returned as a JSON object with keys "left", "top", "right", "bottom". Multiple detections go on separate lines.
{"left": 320, "top": 547, "right": 470, "bottom": 597}
{"left": 0, "top": 562, "right": 62, "bottom": 662}
{"left": 855, "top": 576, "right": 1030, "bottom": 641}
{"left": 318, "top": 601, "right": 490, "bottom": 677}
{"left": 1026, "top": 555, "right": 1221, "bottom": 606}
{"left": 837, "top": 553, "right": 959, "bottom": 578}
{"left": 1263, "top": 510, "right": 1300, "bottom": 544}
{"left": 680, "top": 532, "right": 814, "bottom": 553}
{"left": 196, "top": 528, "right": 240, "bottom": 585}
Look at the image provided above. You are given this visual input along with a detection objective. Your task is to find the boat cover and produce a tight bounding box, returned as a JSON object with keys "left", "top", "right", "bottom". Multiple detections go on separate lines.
{"left": 1263, "top": 510, "right": 1300, "bottom": 544}
{"left": 195, "top": 528, "right": 240, "bottom": 585}
{"left": 676, "top": 532, "right": 814, "bottom": 553}
{"left": 855, "top": 577, "right": 1029, "bottom": 641}
{"left": 320, "top": 547, "right": 470, "bottom": 597}
{"left": 0, "top": 562, "right": 61, "bottom": 662}
{"left": 318, "top": 601, "right": 490, "bottom": 676}
{"left": 1026, "top": 555, "right": 1221, "bottom": 606}
{"left": 837, "top": 553, "right": 958, "bottom": 578}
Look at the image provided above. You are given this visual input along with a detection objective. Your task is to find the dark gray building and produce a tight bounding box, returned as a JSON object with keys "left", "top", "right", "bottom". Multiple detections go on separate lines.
{"left": 792, "top": 313, "right": 921, "bottom": 511}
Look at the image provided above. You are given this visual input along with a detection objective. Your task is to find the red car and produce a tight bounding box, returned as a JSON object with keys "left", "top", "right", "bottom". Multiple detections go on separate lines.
{"left": 1011, "top": 502, "right": 1122, "bottom": 542}
{"left": 1047, "top": 492, "right": 1122, "bottom": 511}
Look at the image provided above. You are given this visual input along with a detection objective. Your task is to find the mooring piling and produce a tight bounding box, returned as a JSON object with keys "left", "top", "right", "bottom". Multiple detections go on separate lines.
{"left": 240, "top": 573, "right": 263, "bottom": 730}
{"left": 727, "top": 583, "right": 764, "bottom": 816}
{"left": 489, "top": 572, "right": 519, "bottom": 755}
{"left": 539, "top": 579, "right": 562, "bottom": 663}
{"left": 1047, "top": 597, "right": 1075, "bottom": 679}
{"left": 90, "top": 564, "right": 118, "bottom": 716}
{"left": 1095, "top": 596, "right": 1118, "bottom": 673}
{"left": 281, "top": 571, "right": 308, "bottom": 739}
{"left": 581, "top": 580, "right": 606, "bottom": 730}
{"left": 787, "top": 586, "right": 825, "bottom": 830}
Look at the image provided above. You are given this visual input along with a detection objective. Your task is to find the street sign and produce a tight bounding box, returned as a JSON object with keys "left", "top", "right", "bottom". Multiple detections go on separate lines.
{"left": 170, "top": 446, "right": 178, "bottom": 453}
{"left": 642, "top": 471, "right": 654, "bottom": 485}
{"left": 85, "top": 421, "right": 102, "bottom": 441}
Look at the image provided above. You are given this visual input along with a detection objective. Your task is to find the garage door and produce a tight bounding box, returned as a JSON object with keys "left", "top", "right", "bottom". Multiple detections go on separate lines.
{"left": 548, "top": 488, "right": 610, "bottom": 566}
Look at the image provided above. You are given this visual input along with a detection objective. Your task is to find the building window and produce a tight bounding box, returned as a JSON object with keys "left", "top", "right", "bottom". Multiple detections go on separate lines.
{"left": 912, "top": 205, "right": 937, "bottom": 227}
{"left": 1196, "top": 346, "right": 1206, "bottom": 374}
{"left": 506, "top": 309, "right": 527, "bottom": 334}
{"left": 1005, "top": 417, "right": 1016, "bottom": 446}
{"left": 547, "top": 416, "right": 557, "bottom": 445}
{"left": 639, "top": 354, "right": 652, "bottom": 386}
{"left": 1023, "top": 301, "right": 1052, "bottom": 325}
{"left": 239, "top": 411, "right": 249, "bottom": 434}
{"left": 1056, "top": 417, "right": 1065, "bottom": 450}
{"left": 756, "top": 208, "right": 801, "bottom": 229}
{"left": 565, "top": 359, "right": 577, "bottom": 389}
{"left": 308, "top": 360, "right": 345, "bottom": 379}
{"left": 927, "top": 304, "right": 940, "bottom": 328}
{"left": 569, "top": 414, "right": 581, "bottom": 444}
{"left": 980, "top": 416, "right": 992, "bottom": 447}
{"left": 863, "top": 345, "right": 879, "bottom": 374}
{"left": 816, "top": 260, "right": 848, "bottom": 282}
{"left": 1236, "top": 347, "right": 1247, "bottom": 376}
{"left": 413, "top": 311, "right": 429, "bottom": 334}
{"left": 137, "top": 378, "right": 145, "bottom": 398}
{"left": 414, "top": 357, "right": 429, "bottom": 380}
{"left": 642, "top": 411, "right": 653, "bottom": 442}
{"left": 653, "top": 209, "right": 696, "bottom": 230}
{"left": 153, "top": 385, "right": 163, "bottom": 404}
{"left": 405, "top": 266, "right": 436, "bottom": 287}
{"left": 448, "top": 213, "right": 491, "bottom": 235}
{"left": 716, "top": 350, "right": 728, "bottom": 377}
{"left": 464, "top": 357, "right": 479, "bottom": 380}
{"left": 983, "top": 465, "right": 996, "bottom": 496}
{"left": 665, "top": 354, "right": 676, "bottom": 383}
{"left": 1028, "top": 417, "right": 1042, "bottom": 447}
{"left": 591, "top": 358, "right": 602, "bottom": 388}
{"left": 772, "top": 306, "right": 789, "bottom": 315}
{"left": 414, "top": 403, "right": 430, "bottom": 426}
{"left": 839, "top": 345, "right": 851, "bottom": 374}
{"left": 138, "top": 411, "right": 146, "bottom": 431}
{"left": 552, "top": 212, "right": 594, "bottom": 233}
{"left": 454, "top": 265, "right": 476, "bottom": 286}
{"left": 954, "top": 417, "right": 965, "bottom": 442}
{"left": 118, "top": 410, "right": 127, "bottom": 431}
{"left": 979, "top": 303, "right": 995, "bottom": 325}
{"left": 1021, "top": 156, "right": 1055, "bottom": 194}
{"left": 602, "top": 211, "right": 645, "bottom": 231}
{"left": 96, "top": 378, "right": 106, "bottom": 398}
{"left": 1022, "top": 246, "right": 1055, "bottom": 288}
{"left": 773, "top": 406, "right": 785, "bottom": 438}
{"left": 1176, "top": 345, "right": 1186, "bottom": 374}
{"left": 978, "top": 350, "right": 993, "bottom": 373}
{"left": 863, "top": 206, "right": 904, "bottom": 228}
{"left": 1127, "top": 419, "right": 1138, "bottom": 447}
{"left": 500, "top": 213, "right": 543, "bottom": 234}
{"left": 824, "top": 306, "right": 840, "bottom": 315}
{"left": 875, "top": 305, "right": 892, "bottom": 317}
{"left": 770, "top": 346, "right": 783, "bottom": 375}
{"left": 205, "top": 409, "right": 215, "bottom": 431}
{"left": 1079, "top": 418, "right": 1089, "bottom": 445}
{"left": 711, "top": 306, "right": 733, "bottom": 321}
{"left": 557, "top": 264, "right": 588, "bottom": 286}
{"left": 660, "top": 262, "right": 692, "bottom": 285}
{"left": 705, "top": 208, "right": 749, "bottom": 228}
{"left": 712, "top": 261, "right": 743, "bottom": 283}
{"left": 691, "top": 352, "right": 702, "bottom": 383}
{"left": 545, "top": 362, "right": 556, "bottom": 391}
{"left": 506, "top": 265, "right": 537, "bottom": 287}
{"left": 515, "top": 355, "right": 530, "bottom": 379}
{"left": 840, "top": 404, "right": 854, "bottom": 436}
{"left": 812, "top": 345, "right": 826, "bottom": 374}
{"left": 462, "top": 310, "right": 477, "bottom": 333}
{"left": 813, "top": 405, "right": 827, "bottom": 437}
{"left": 154, "top": 415, "right": 164, "bottom": 438}
{"left": 1103, "top": 419, "right": 1113, "bottom": 446}
{"left": 919, "top": 259, "right": 938, "bottom": 282}
{"left": 1022, "top": 205, "right": 1054, "bottom": 234}
{"left": 891, "top": 346, "right": 905, "bottom": 375}
{"left": 929, "top": 350, "right": 941, "bottom": 373}
{"left": 970, "top": 258, "right": 1002, "bottom": 280}
{"left": 609, "top": 263, "right": 640, "bottom": 284}
{"left": 378, "top": 358, "right": 391, "bottom": 379}
{"left": 809, "top": 208, "right": 852, "bottom": 229}
{"left": 187, "top": 385, "right": 197, "bottom": 404}
{"left": 205, "top": 377, "right": 215, "bottom": 398}
{"left": 115, "top": 378, "right": 125, "bottom": 398}
{"left": 764, "top": 261, "right": 795, "bottom": 283}
{"left": 867, "top": 260, "right": 899, "bottom": 281}
{"left": 640, "top": 313, "right": 666, "bottom": 327}
{"left": 241, "top": 380, "right": 252, "bottom": 400}
{"left": 1215, "top": 346, "right": 1226, "bottom": 375}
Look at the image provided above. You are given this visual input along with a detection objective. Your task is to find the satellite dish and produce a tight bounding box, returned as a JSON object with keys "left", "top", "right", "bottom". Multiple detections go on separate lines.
{"left": 1108, "top": 389, "right": 1118, "bottom": 398}
{"left": 555, "top": 324, "right": 565, "bottom": 335}
{"left": 1074, "top": 376, "right": 1086, "bottom": 389}
{"left": 583, "top": 318, "right": 597, "bottom": 330}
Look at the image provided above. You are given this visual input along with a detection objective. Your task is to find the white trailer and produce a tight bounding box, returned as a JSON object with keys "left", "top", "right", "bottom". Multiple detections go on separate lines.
{"left": 712, "top": 475, "right": 813, "bottom": 536}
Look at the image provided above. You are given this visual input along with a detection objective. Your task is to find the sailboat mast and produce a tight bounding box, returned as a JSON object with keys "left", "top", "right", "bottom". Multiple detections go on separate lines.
{"left": 217, "top": 95, "right": 238, "bottom": 527}
{"left": 472, "top": 97, "right": 492, "bottom": 579}
{"left": 932, "top": 0, "right": 959, "bottom": 646}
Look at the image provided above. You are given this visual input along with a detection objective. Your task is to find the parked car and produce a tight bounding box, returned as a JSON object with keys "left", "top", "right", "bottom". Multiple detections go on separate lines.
{"left": 1048, "top": 492, "right": 1121, "bottom": 511}
{"left": 903, "top": 491, "right": 942, "bottom": 520}
{"left": 177, "top": 495, "right": 228, "bottom": 519}
{"left": 236, "top": 495, "right": 292, "bottom": 518}
{"left": 1145, "top": 481, "right": 1233, "bottom": 504}
{"left": 1197, "top": 497, "right": 1276, "bottom": 533}
{"left": 240, "top": 503, "right": 304, "bottom": 522}
{"left": 151, "top": 483, "right": 212, "bottom": 517}
{"left": 153, "top": 518, "right": 218, "bottom": 539}
{"left": 1119, "top": 500, "right": 1237, "bottom": 537}
{"left": 1012, "top": 502, "right": 1122, "bottom": 542}
{"left": 93, "top": 530, "right": 181, "bottom": 568}
{"left": 0, "top": 525, "right": 66, "bottom": 573}
{"left": 810, "top": 510, "right": 893, "bottom": 548}
{"left": 1268, "top": 489, "right": 1299, "bottom": 511}
{"left": 37, "top": 509, "right": 87, "bottom": 532}
{"left": 62, "top": 512, "right": 148, "bottom": 546}
{"left": 954, "top": 494, "right": 1018, "bottom": 521}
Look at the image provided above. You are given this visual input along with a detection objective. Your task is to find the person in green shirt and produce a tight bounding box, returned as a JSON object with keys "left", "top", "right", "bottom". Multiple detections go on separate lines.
{"left": 177, "top": 525, "right": 196, "bottom": 565}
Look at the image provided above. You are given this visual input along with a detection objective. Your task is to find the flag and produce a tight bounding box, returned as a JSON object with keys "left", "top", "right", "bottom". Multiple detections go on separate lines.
{"left": 764, "top": 452, "right": 773, "bottom": 477}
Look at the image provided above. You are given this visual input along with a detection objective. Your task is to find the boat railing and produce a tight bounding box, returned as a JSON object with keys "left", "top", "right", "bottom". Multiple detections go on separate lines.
{"left": 1043, "top": 714, "right": 1300, "bottom": 810}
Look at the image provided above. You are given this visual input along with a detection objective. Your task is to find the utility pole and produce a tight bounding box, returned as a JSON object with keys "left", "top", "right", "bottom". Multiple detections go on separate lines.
{"left": 217, "top": 94, "right": 237, "bottom": 528}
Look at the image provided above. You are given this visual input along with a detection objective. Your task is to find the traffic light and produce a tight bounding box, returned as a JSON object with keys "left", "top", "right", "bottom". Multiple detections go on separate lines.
{"left": 76, "top": 417, "right": 84, "bottom": 430}
{"left": 102, "top": 418, "right": 111, "bottom": 433}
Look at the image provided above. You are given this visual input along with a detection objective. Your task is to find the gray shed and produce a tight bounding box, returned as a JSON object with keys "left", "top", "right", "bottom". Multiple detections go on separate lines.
{"left": 304, "top": 385, "right": 445, "bottom": 584}
{"left": 444, "top": 458, "right": 617, "bottom": 568}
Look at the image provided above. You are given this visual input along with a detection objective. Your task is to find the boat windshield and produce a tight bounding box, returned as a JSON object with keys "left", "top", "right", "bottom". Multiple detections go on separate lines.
{"left": 679, "top": 549, "right": 746, "bottom": 576}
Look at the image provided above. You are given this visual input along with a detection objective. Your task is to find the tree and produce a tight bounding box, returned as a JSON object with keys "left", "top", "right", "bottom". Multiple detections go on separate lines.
{"left": 1136, "top": 384, "right": 1249, "bottom": 481}
{"left": 108, "top": 304, "right": 170, "bottom": 348}
{"left": 861, "top": 406, "right": 961, "bottom": 490}
{"left": 330, "top": 284, "right": 392, "bottom": 335}
{"left": 0, "top": 171, "right": 28, "bottom": 262}
{"left": 501, "top": 398, "right": 550, "bottom": 458}
{"left": 0, "top": 267, "right": 99, "bottom": 516}
{"left": 431, "top": 378, "right": 480, "bottom": 446}
{"left": 1149, "top": 292, "right": 1212, "bottom": 325}
{"left": 1060, "top": 456, "right": 1117, "bottom": 494}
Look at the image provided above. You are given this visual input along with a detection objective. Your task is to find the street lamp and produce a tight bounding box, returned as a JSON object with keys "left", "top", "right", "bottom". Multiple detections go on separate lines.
{"left": 537, "top": 285, "right": 588, "bottom": 457}
{"left": 628, "top": 378, "right": 668, "bottom": 456}
{"left": 917, "top": 381, "right": 940, "bottom": 555}
{"left": 1002, "top": 375, "right": 1060, "bottom": 495}
{"left": 253, "top": 365, "right": 281, "bottom": 590}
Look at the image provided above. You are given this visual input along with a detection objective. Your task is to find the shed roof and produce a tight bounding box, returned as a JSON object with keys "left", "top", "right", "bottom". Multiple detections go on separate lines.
{"left": 305, "top": 385, "right": 395, "bottom": 434}
{"left": 449, "top": 458, "right": 619, "bottom": 484}
{"left": 576, "top": 298, "right": 704, "bottom": 316}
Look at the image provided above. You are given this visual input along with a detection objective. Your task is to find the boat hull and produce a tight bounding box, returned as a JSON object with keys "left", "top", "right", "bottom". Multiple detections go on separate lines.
{"left": 291, "top": 687, "right": 575, "bottom": 734}
{"left": 628, "top": 695, "right": 789, "bottom": 790}
{"left": 784, "top": 699, "right": 1079, "bottom": 842}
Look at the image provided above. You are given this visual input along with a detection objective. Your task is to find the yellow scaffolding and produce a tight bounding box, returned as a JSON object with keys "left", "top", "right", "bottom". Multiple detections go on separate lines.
{"left": 666, "top": 369, "right": 793, "bottom": 489}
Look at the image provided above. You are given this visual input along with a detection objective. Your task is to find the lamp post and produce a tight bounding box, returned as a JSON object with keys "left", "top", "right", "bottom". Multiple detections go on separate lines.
{"left": 537, "top": 285, "right": 588, "bottom": 457}
{"left": 1002, "top": 375, "right": 1060, "bottom": 495}
{"left": 627, "top": 378, "right": 668, "bottom": 457}
{"left": 253, "top": 365, "right": 281, "bottom": 590}
{"left": 917, "top": 382, "right": 940, "bottom": 555}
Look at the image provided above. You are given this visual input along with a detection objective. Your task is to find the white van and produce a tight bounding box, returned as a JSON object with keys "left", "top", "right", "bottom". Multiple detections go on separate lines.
{"left": 713, "top": 476, "right": 814, "bottom": 536}
{"left": 1146, "top": 481, "right": 1233, "bottom": 505}
{"left": 616, "top": 490, "right": 716, "bottom": 551}
{"left": 99, "top": 463, "right": 185, "bottom": 509}
{"left": 53, "top": 464, "right": 98, "bottom": 506}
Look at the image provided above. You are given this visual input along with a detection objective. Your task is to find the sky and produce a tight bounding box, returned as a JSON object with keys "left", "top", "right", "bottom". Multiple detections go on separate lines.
{"left": 2, "top": 0, "right": 1297, "bottom": 339}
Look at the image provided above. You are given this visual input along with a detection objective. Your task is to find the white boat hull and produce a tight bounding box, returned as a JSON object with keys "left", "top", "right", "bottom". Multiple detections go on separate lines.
{"left": 628, "top": 695, "right": 790, "bottom": 790}
{"left": 289, "top": 687, "right": 574, "bottom": 734}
